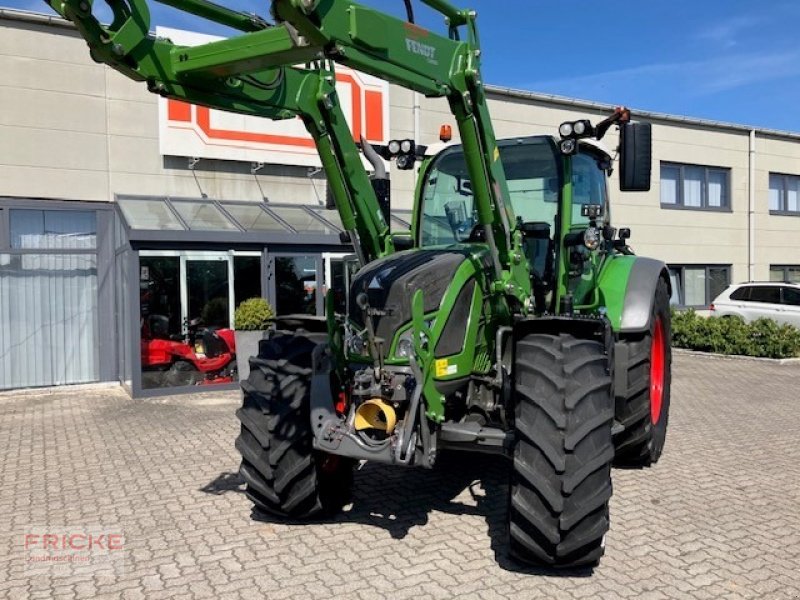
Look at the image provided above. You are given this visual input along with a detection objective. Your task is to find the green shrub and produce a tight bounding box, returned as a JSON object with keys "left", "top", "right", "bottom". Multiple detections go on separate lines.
{"left": 234, "top": 297, "right": 275, "bottom": 331}
{"left": 201, "top": 297, "right": 229, "bottom": 328}
{"left": 671, "top": 308, "right": 800, "bottom": 359}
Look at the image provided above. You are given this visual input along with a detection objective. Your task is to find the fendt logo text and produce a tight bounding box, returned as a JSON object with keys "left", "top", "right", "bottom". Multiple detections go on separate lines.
{"left": 405, "top": 38, "right": 437, "bottom": 63}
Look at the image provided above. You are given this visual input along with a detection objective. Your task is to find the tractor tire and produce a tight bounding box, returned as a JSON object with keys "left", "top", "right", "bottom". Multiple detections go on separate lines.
{"left": 613, "top": 277, "right": 671, "bottom": 467}
{"left": 165, "top": 360, "right": 202, "bottom": 387}
{"left": 509, "top": 333, "right": 614, "bottom": 568}
{"left": 235, "top": 333, "right": 353, "bottom": 519}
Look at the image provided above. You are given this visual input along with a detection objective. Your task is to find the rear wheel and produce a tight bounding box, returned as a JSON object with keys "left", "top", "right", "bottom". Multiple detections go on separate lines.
{"left": 235, "top": 333, "right": 353, "bottom": 518}
{"left": 165, "top": 360, "right": 202, "bottom": 387}
{"left": 509, "top": 333, "right": 614, "bottom": 568}
{"left": 613, "top": 277, "right": 672, "bottom": 467}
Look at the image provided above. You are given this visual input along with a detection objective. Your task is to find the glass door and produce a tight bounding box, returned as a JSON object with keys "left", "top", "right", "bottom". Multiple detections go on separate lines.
{"left": 323, "top": 252, "right": 357, "bottom": 314}
{"left": 183, "top": 254, "right": 231, "bottom": 328}
{"left": 272, "top": 255, "right": 322, "bottom": 316}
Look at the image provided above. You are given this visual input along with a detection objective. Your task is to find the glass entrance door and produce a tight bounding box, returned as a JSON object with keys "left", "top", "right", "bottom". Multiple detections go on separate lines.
{"left": 184, "top": 256, "right": 231, "bottom": 328}
{"left": 323, "top": 252, "right": 357, "bottom": 314}
{"left": 273, "top": 255, "right": 321, "bottom": 316}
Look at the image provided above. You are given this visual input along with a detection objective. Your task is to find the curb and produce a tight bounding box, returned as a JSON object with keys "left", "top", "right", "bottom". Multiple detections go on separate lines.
{"left": 673, "top": 347, "right": 800, "bottom": 365}
{"left": 0, "top": 381, "right": 122, "bottom": 399}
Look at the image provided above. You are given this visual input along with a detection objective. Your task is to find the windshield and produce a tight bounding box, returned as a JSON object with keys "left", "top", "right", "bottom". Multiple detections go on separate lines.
{"left": 419, "top": 137, "right": 559, "bottom": 247}
{"left": 419, "top": 138, "right": 610, "bottom": 247}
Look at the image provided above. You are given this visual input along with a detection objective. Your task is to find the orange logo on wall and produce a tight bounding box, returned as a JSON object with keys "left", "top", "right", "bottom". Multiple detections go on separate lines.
{"left": 157, "top": 27, "right": 389, "bottom": 168}
{"left": 164, "top": 73, "right": 386, "bottom": 158}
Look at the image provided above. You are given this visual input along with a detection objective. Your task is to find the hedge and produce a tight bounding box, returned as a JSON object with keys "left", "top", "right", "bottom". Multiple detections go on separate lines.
{"left": 671, "top": 309, "right": 800, "bottom": 359}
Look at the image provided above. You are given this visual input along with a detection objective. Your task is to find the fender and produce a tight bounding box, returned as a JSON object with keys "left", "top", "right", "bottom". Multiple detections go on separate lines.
{"left": 598, "top": 255, "right": 671, "bottom": 334}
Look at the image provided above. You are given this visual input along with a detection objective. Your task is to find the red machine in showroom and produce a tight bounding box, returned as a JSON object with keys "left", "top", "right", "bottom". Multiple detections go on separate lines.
{"left": 141, "top": 315, "right": 237, "bottom": 387}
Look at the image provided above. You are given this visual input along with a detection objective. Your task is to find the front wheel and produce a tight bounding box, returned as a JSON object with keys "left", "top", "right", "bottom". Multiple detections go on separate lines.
{"left": 509, "top": 333, "right": 615, "bottom": 568}
{"left": 613, "top": 277, "right": 672, "bottom": 467}
{"left": 235, "top": 333, "right": 353, "bottom": 518}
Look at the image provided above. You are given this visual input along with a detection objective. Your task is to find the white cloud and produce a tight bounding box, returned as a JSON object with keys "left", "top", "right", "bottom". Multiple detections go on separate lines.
{"left": 524, "top": 50, "right": 800, "bottom": 101}
{"left": 695, "top": 15, "right": 762, "bottom": 49}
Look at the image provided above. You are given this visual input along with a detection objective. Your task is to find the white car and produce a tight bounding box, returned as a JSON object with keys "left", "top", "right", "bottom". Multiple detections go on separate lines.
{"left": 710, "top": 282, "right": 800, "bottom": 328}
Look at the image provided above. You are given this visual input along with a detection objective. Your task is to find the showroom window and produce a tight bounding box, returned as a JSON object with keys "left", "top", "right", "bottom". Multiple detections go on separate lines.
{"left": 660, "top": 163, "right": 730, "bottom": 210}
{"left": 669, "top": 265, "right": 731, "bottom": 308}
{"left": 138, "top": 251, "right": 263, "bottom": 389}
{"left": 770, "top": 265, "right": 800, "bottom": 283}
{"left": 0, "top": 203, "right": 113, "bottom": 390}
{"left": 768, "top": 173, "right": 800, "bottom": 215}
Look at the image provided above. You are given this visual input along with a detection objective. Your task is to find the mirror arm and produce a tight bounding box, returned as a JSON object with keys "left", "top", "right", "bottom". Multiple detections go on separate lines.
{"left": 594, "top": 107, "right": 631, "bottom": 141}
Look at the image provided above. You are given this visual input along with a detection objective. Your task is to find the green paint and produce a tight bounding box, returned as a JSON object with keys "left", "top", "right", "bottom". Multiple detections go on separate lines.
{"left": 596, "top": 256, "right": 637, "bottom": 332}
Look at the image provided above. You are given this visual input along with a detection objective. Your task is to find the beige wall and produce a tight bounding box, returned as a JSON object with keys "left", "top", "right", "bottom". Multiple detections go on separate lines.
{"left": 3, "top": 13, "right": 800, "bottom": 284}
{"left": 0, "top": 18, "right": 323, "bottom": 206}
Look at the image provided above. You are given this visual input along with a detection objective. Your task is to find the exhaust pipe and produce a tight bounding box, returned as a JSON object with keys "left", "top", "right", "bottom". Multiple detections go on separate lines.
{"left": 354, "top": 399, "right": 397, "bottom": 434}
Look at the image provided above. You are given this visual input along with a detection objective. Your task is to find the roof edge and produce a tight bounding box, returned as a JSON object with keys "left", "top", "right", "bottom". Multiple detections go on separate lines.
{"left": 0, "top": 6, "right": 75, "bottom": 29}
{"left": 487, "top": 84, "right": 800, "bottom": 141}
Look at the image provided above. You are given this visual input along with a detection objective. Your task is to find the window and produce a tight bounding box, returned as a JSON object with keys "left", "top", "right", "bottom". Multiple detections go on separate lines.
{"left": 419, "top": 138, "right": 560, "bottom": 247}
{"left": 10, "top": 209, "right": 96, "bottom": 249}
{"left": 669, "top": 265, "right": 731, "bottom": 307}
{"left": 234, "top": 256, "right": 262, "bottom": 307}
{"left": 749, "top": 286, "right": 781, "bottom": 304}
{"left": 572, "top": 152, "right": 608, "bottom": 226}
{"left": 170, "top": 200, "right": 239, "bottom": 231}
{"left": 660, "top": 163, "right": 730, "bottom": 210}
{"left": 729, "top": 287, "right": 749, "bottom": 301}
{"left": 274, "top": 256, "right": 318, "bottom": 316}
{"left": 118, "top": 198, "right": 184, "bottom": 230}
{"left": 769, "top": 173, "right": 800, "bottom": 214}
{"left": 221, "top": 203, "right": 289, "bottom": 232}
{"left": 782, "top": 287, "right": 800, "bottom": 306}
{"left": 1, "top": 203, "right": 107, "bottom": 391}
{"left": 269, "top": 206, "right": 338, "bottom": 235}
{"left": 770, "top": 265, "right": 800, "bottom": 283}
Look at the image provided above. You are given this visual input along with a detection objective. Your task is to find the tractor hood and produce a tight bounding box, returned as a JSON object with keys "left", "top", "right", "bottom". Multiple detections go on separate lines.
{"left": 348, "top": 248, "right": 478, "bottom": 349}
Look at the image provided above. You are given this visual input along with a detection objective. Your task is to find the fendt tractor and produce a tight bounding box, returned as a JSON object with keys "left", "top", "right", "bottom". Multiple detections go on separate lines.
{"left": 49, "top": 0, "right": 672, "bottom": 567}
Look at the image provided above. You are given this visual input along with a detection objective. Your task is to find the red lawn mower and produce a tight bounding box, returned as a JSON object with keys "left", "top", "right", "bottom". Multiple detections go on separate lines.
{"left": 141, "top": 315, "right": 237, "bottom": 387}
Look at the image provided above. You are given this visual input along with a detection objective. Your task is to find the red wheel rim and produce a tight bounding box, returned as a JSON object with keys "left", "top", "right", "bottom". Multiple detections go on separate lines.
{"left": 650, "top": 316, "right": 665, "bottom": 425}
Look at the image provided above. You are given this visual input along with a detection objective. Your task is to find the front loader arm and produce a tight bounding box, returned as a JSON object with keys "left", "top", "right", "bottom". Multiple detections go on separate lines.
{"left": 272, "top": 0, "right": 517, "bottom": 282}
{"left": 46, "top": 0, "right": 391, "bottom": 263}
{"left": 47, "top": 0, "right": 530, "bottom": 303}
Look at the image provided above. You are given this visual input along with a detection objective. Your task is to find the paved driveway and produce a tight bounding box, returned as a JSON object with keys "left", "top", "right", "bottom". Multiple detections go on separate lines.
{"left": 1, "top": 354, "right": 799, "bottom": 600}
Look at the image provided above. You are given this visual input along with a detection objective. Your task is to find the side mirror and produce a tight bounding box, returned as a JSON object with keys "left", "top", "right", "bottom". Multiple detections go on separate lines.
{"left": 391, "top": 233, "right": 414, "bottom": 251}
{"left": 619, "top": 121, "right": 652, "bottom": 192}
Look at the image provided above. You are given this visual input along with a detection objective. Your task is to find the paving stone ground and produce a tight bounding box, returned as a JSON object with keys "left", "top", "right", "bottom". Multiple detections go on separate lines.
{"left": 1, "top": 354, "right": 799, "bottom": 599}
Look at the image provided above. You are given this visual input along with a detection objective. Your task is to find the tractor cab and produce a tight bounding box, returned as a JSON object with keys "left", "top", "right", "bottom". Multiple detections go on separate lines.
{"left": 416, "top": 135, "right": 615, "bottom": 312}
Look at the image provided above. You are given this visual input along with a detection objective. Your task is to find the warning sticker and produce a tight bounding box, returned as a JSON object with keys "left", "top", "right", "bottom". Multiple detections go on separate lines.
{"left": 435, "top": 359, "right": 458, "bottom": 377}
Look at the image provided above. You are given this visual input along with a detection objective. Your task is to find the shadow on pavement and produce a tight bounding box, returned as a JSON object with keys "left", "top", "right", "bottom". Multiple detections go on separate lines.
{"left": 199, "top": 470, "right": 245, "bottom": 495}
{"left": 202, "top": 454, "right": 594, "bottom": 577}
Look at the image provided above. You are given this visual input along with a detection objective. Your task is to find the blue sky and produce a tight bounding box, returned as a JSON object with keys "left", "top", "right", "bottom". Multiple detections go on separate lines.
{"left": 8, "top": 0, "right": 800, "bottom": 132}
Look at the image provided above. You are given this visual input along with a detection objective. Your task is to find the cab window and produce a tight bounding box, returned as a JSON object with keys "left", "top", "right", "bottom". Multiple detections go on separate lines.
{"left": 571, "top": 152, "right": 608, "bottom": 226}
{"left": 419, "top": 138, "right": 559, "bottom": 247}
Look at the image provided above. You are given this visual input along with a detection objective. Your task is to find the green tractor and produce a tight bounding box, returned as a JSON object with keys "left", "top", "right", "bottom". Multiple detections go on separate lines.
{"left": 50, "top": 0, "right": 671, "bottom": 568}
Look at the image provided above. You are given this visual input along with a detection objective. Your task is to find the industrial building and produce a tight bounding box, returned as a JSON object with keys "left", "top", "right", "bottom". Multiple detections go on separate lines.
{"left": 2, "top": 7, "right": 799, "bottom": 393}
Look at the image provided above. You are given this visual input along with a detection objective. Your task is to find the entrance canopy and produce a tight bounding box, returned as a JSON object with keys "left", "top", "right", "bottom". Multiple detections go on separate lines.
{"left": 116, "top": 195, "right": 413, "bottom": 245}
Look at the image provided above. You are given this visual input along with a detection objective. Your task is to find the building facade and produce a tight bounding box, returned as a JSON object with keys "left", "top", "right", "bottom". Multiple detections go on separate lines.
{"left": 2, "top": 8, "right": 799, "bottom": 393}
